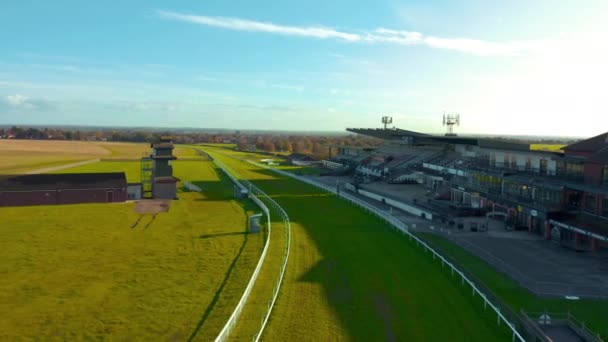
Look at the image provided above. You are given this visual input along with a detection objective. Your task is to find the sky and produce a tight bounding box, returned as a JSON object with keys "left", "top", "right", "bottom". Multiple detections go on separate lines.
{"left": 1, "top": 1, "right": 607, "bottom": 136}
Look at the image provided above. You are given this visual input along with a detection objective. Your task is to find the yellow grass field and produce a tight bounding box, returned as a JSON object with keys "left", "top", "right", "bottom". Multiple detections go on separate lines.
{"left": 0, "top": 160, "right": 264, "bottom": 340}
{"left": 530, "top": 143, "right": 566, "bottom": 152}
{"left": 0, "top": 140, "right": 200, "bottom": 174}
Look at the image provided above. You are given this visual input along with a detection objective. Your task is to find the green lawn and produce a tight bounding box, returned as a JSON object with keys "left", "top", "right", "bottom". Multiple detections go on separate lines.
{"left": 417, "top": 233, "right": 608, "bottom": 339}
{"left": 204, "top": 147, "right": 511, "bottom": 341}
{"left": 0, "top": 160, "right": 264, "bottom": 341}
{"left": 53, "top": 161, "right": 141, "bottom": 182}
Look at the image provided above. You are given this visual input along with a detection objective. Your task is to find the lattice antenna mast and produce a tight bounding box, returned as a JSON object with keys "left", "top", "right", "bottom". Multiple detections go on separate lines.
{"left": 382, "top": 116, "right": 393, "bottom": 129}
{"left": 442, "top": 112, "right": 460, "bottom": 136}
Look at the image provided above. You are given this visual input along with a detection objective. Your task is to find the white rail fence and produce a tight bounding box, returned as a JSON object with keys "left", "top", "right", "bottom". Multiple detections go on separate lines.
{"left": 244, "top": 160, "right": 526, "bottom": 342}
{"left": 208, "top": 153, "right": 291, "bottom": 342}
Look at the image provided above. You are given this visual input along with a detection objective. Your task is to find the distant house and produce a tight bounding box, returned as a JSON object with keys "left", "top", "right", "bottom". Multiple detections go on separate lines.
{"left": 0, "top": 172, "right": 127, "bottom": 207}
{"left": 287, "top": 153, "right": 318, "bottom": 166}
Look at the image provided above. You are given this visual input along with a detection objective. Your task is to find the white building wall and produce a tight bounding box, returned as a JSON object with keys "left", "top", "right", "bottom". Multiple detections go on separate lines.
{"left": 516, "top": 154, "right": 526, "bottom": 168}
{"left": 531, "top": 156, "right": 541, "bottom": 170}
{"left": 547, "top": 160, "right": 557, "bottom": 175}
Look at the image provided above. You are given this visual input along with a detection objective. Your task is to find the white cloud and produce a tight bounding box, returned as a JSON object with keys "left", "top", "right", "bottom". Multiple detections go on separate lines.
{"left": 3, "top": 94, "right": 55, "bottom": 110}
{"left": 6, "top": 94, "right": 29, "bottom": 107}
{"left": 158, "top": 10, "right": 531, "bottom": 56}
{"left": 158, "top": 11, "right": 360, "bottom": 42}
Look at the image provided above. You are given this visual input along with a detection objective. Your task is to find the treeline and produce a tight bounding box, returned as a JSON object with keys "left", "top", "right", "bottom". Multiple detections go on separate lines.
{"left": 0, "top": 126, "right": 381, "bottom": 159}
{"left": 234, "top": 134, "right": 380, "bottom": 159}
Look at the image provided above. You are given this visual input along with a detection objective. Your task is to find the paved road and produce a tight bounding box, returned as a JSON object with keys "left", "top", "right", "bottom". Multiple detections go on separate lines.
{"left": 543, "top": 325, "right": 584, "bottom": 342}
{"left": 25, "top": 158, "right": 100, "bottom": 174}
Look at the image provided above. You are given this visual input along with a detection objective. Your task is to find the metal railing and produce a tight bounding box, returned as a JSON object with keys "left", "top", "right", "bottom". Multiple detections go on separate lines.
{"left": 522, "top": 311, "right": 604, "bottom": 342}
{"left": 247, "top": 160, "right": 526, "bottom": 342}
{"left": 206, "top": 151, "right": 291, "bottom": 342}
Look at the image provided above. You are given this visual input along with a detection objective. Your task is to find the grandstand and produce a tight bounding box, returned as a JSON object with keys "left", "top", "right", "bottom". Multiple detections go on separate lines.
{"left": 323, "top": 126, "right": 608, "bottom": 253}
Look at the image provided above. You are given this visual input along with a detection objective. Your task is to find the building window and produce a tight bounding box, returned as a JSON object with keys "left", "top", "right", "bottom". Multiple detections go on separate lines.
{"left": 603, "top": 166, "right": 608, "bottom": 186}
{"left": 525, "top": 156, "right": 532, "bottom": 171}
{"left": 565, "top": 162, "right": 583, "bottom": 176}
{"left": 586, "top": 194, "right": 597, "bottom": 213}
{"left": 603, "top": 197, "right": 608, "bottom": 217}
{"left": 540, "top": 159, "right": 548, "bottom": 174}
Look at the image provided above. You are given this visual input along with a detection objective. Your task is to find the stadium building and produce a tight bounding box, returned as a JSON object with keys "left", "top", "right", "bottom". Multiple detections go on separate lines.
{"left": 329, "top": 126, "right": 608, "bottom": 252}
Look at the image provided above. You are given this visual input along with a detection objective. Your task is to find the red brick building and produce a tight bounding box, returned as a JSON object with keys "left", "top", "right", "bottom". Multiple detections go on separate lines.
{"left": 0, "top": 173, "right": 127, "bottom": 207}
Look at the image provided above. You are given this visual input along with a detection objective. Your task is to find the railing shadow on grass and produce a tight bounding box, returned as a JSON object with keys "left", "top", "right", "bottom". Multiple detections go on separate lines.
{"left": 184, "top": 156, "right": 265, "bottom": 341}
{"left": 187, "top": 229, "right": 250, "bottom": 342}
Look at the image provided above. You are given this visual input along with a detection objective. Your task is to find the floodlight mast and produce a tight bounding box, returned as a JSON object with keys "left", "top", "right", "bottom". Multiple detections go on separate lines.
{"left": 381, "top": 116, "right": 393, "bottom": 129}
{"left": 442, "top": 112, "right": 460, "bottom": 136}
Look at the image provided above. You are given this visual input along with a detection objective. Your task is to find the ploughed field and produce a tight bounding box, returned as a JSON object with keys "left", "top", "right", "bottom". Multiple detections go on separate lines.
{"left": 203, "top": 146, "right": 511, "bottom": 341}
{"left": 0, "top": 158, "right": 264, "bottom": 340}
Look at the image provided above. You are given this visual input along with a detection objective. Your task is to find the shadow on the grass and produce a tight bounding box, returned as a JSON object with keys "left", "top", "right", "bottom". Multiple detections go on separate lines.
{"left": 186, "top": 162, "right": 263, "bottom": 341}
{"left": 199, "top": 231, "right": 249, "bottom": 239}
{"left": 187, "top": 227, "right": 249, "bottom": 342}
{"left": 222, "top": 167, "right": 513, "bottom": 341}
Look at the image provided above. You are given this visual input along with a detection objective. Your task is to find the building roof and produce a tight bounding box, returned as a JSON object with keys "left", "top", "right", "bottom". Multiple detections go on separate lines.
{"left": 0, "top": 173, "right": 127, "bottom": 191}
{"left": 151, "top": 155, "right": 177, "bottom": 160}
{"left": 153, "top": 176, "right": 181, "bottom": 184}
{"left": 151, "top": 142, "right": 174, "bottom": 149}
{"left": 347, "top": 128, "right": 429, "bottom": 140}
{"left": 564, "top": 132, "right": 608, "bottom": 153}
{"left": 346, "top": 127, "right": 532, "bottom": 152}
{"left": 288, "top": 153, "right": 316, "bottom": 161}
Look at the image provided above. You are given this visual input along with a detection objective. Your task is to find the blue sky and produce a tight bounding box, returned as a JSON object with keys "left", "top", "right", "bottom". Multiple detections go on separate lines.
{"left": 1, "top": 1, "right": 607, "bottom": 136}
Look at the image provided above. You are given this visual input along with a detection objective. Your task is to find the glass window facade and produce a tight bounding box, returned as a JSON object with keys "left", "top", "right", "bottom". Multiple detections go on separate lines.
{"left": 535, "top": 187, "right": 561, "bottom": 204}
{"left": 566, "top": 162, "right": 583, "bottom": 175}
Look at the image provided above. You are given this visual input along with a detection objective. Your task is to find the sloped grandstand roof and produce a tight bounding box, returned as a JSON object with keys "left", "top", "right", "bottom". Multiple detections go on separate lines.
{"left": 562, "top": 132, "right": 608, "bottom": 164}
{"left": 564, "top": 132, "right": 608, "bottom": 153}
{"left": 347, "top": 127, "right": 531, "bottom": 151}
{"left": 346, "top": 128, "right": 429, "bottom": 140}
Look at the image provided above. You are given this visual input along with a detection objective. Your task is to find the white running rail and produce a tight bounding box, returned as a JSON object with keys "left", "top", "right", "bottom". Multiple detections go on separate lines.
{"left": 206, "top": 151, "right": 291, "bottom": 342}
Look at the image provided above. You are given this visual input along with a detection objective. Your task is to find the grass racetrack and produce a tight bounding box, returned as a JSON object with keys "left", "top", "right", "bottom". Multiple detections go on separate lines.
{"left": 0, "top": 159, "right": 264, "bottom": 340}
{"left": 204, "top": 147, "right": 511, "bottom": 341}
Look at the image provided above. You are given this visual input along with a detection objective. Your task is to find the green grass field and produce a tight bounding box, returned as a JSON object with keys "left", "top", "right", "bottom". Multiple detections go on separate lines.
{"left": 418, "top": 233, "right": 608, "bottom": 338}
{"left": 0, "top": 159, "right": 264, "bottom": 340}
{"left": 53, "top": 161, "right": 142, "bottom": 182}
{"left": 203, "top": 147, "right": 511, "bottom": 341}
